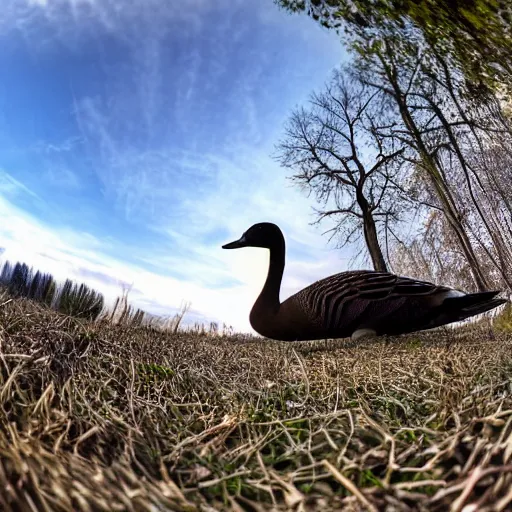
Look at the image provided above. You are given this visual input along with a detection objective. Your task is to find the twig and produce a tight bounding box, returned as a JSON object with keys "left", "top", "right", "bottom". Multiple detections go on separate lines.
{"left": 322, "top": 460, "right": 379, "bottom": 512}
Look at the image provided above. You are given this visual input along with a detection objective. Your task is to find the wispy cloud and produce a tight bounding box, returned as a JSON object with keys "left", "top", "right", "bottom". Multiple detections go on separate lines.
{"left": 0, "top": 0, "right": 353, "bottom": 333}
{"left": 34, "top": 136, "right": 83, "bottom": 155}
{"left": 43, "top": 165, "right": 81, "bottom": 190}
{"left": 0, "top": 169, "right": 40, "bottom": 199}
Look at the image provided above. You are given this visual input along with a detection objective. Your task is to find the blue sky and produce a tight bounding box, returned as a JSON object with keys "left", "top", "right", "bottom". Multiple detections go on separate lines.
{"left": 0, "top": 0, "right": 352, "bottom": 332}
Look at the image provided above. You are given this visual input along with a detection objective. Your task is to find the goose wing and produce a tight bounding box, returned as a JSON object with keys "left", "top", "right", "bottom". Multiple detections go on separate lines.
{"left": 294, "top": 270, "right": 452, "bottom": 331}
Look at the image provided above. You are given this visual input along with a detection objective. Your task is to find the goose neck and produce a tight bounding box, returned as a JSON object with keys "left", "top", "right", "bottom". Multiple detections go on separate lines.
{"left": 258, "top": 240, "right": 285, "bottom": 310}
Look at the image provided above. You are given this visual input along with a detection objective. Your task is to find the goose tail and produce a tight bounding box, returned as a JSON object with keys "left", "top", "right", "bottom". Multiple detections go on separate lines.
{"left": 442, "top": 290, "right": 507, "bottom": 321}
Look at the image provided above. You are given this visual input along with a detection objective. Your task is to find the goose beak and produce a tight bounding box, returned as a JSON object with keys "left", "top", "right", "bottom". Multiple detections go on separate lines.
{"left": 222, "top": 235, "right": 247, "bottom": 249}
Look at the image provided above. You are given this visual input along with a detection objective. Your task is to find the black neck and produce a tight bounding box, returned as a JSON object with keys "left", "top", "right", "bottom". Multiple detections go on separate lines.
{"left": 256, "top": 236, "right": 286, "bottom": 312}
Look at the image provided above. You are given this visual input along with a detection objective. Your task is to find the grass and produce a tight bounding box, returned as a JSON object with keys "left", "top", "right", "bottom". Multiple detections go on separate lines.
{"left": 0, "top": 290, "right": 511, "bottom": 511}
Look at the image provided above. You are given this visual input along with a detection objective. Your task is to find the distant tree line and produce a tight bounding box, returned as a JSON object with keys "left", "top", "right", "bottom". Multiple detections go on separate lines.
{"left": 275, "top": 5, "right": 512, "bottom": 294}
{"left": 0, "top": 260, "right": 105, "bottom": 320}
{"left": 0, "top": 259, "right": 189, "bottom": 329}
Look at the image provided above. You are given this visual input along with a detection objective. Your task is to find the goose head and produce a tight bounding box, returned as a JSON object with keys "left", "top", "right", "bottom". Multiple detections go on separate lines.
{"left": 222, "top": 222, "right": 284, "bottom": 250}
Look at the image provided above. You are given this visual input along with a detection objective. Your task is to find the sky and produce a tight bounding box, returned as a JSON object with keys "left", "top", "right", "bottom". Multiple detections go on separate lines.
{"left": 0, "top": 0, "right": 353, "bottom": 333}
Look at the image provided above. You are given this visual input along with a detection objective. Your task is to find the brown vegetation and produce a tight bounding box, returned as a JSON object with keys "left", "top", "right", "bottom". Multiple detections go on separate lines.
{"left": 1, "top": 289, "right": 511, "bottom": 511}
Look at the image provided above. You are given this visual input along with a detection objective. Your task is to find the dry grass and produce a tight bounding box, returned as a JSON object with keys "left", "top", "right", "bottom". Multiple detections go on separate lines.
{"left": 0, "top": 290, "right": 511, "bottom": 511}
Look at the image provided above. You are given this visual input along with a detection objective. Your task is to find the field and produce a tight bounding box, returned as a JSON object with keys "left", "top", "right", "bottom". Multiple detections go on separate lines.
{"left": 0, "top": 291, "right": 511, "bottom": 511}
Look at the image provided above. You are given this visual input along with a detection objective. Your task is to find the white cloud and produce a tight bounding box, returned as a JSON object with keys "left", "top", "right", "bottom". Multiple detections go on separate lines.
{"left": 0, "top": 170, "right": 41, "bottom": 199}
{"left": 43, "top": 166, "right": 81, "bottom": 189}
{"left": 1, "top": 0, "right": 238, "bottom": 42}
{"left": 0, "top": 0, "right": 356, "bottom": 333}
{"left": 0, "top": 171, "right": 352, "bottom": 333}
{"left": 34, "top": 136, "right": 83, "bottom": 154}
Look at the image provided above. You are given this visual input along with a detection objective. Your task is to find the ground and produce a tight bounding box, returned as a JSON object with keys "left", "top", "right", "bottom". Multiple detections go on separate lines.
{"left": 0, "top": 290, "right": 511, "bottom": 511}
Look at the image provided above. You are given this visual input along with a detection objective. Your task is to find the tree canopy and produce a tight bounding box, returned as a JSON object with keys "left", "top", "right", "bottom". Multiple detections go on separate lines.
{"left": 276, "top": 0, "right": 512, "bottom": 92}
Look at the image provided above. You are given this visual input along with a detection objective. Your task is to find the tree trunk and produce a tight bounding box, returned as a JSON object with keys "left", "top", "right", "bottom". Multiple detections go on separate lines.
{"left": 378, "top": 46, "right": 490, "bottom": 291}
{"left": 363, "top": 214, "right": 388, "bottom": 271}
{"left": 357, "top": 189, "right": 388, "bottom": 271}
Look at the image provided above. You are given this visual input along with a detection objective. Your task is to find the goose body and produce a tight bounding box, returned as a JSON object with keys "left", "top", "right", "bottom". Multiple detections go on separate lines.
{"left": 222, "top": 223, "right": 507, "bottom": 341}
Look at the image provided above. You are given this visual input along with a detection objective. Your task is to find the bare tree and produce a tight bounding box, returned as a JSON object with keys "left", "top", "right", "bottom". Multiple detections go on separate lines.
{"left": 472, "top": 143, "right": 512, "bottom": 231}
{"left": 390, "top": 210, "right": 484, "bottom": 292}
{"left": 391, "top": 208, "right": 507, "bottom": 293}
{"left": 410, "top": 51, "right": 512, "bottom": 288}
{"left": 275, "top": 69, "right": 405, "bottom": 271}
{"left": 352, "top": 29, "right": 498, "bottom": 291}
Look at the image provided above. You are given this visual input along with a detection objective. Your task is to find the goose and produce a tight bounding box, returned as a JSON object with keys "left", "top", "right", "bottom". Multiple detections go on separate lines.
{"left": 222, "top": 222, "right": 507, "bottom": 341}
